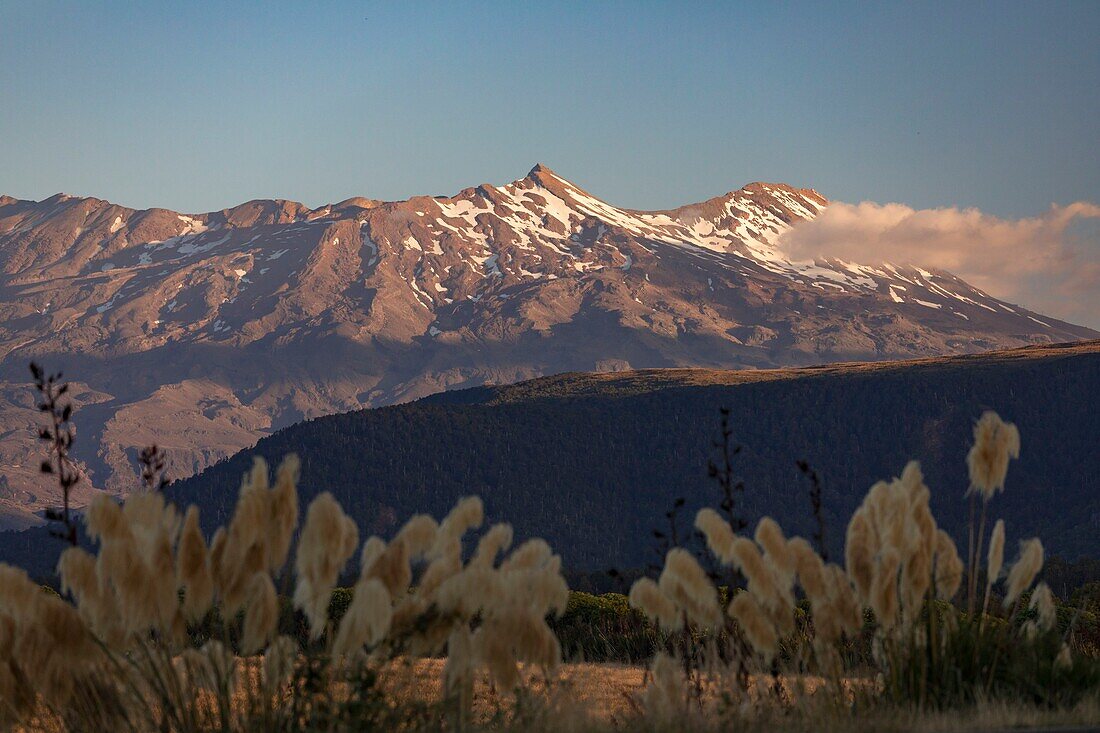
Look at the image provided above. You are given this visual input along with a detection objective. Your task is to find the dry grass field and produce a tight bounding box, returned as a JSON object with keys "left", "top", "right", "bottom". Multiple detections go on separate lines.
{"left": 17, "top": 658, "right": 1099, "bottom": 733}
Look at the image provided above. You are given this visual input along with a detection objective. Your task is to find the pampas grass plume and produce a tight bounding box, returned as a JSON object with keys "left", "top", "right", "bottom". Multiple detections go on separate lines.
{"left": 501, "top": 538, "right": 552, "bottom": 571}
{"left": 901, "top": 542, "right": 932, "bottom": 617}
{"left": 177, "top": 505, "right": 214, "bottom": 623}
{"left": 728, "top": 535, "right": 795, "bottom": 634}
{"left": 1004, "top": 538, "right": 1044, "bottom": 606}
{"left": 508, "top": 555, "right": 569, "bottom": 617}
{"left": 57, "top": 547, "right": 100, "bottom": 623}
{"left": 629, "top": 578, "right": 682, "bottom": 631}
{"left": 85, "top": 495, "right": 127, "bottom": 542}
{"left": 358, "top": 535, "right": 387, "bottom": 576}
{"left": 417, "top": 550, "right": 462, "bottom": 600}
{"left": 231, "top": 460, "right": 271, "bottom": 551}
{"left": 789, "top": 537, "right": 827, "bottom": 602}
{"left": 471, "top": 523, "right": 513, "bottom": 569}
{"left": 871, "top": 549, "right": 901, "bottom": 629}
{"left": 241, "top": 573, "right": 278, "bottom": 655}
{"left": 294, "top": 492, "right": 359, "bottom": 638}
{"left": 900, "top": 461, "right": 927, "bottom": 502}
{"left": 365, "top": 540, "right": 411, "bottom": 597}
{"left": 333, "top": 578, "right": 393, "bottom": 655}
{"left": 694, "top": 508, "right": 737, "bottom": 565}
{"left": 825, "top": 563, "right": 863, "bottom": 635}
{"left": 729, "top": 591, "right": 779, "bottom": 660}
{"left": 435, "top": 496, "right": 484, "bottom": 553}
{"left": 121, "top": 492, "right": 179, "bottom": 545}
{"left": 266, "top": 454, "right": 300, "bottom": 572}
{"left": 1028, "top": 582, "right": 1056, "bottom": 632}
{"left": 472, "top": 622, "right": 520, "bottom": 691}
{"left": 845, "top": 509, "right": 876, "bottom": 604}
{"left": 730, "top": 538, "right": 771, "bottom": 598}
{"left": 150, "top": 525, "right": 180, "bottom": 631}
{"left": 511, "top": 610, "right": 561, "bottom": 670}
{"left": 934, "top": 530, "right": 963, "bottom": 601}
{"left": 755, "top": 516, "right": 796, "bottom": 581}
{"left": 22, "top": 593, "right": 96, "bottom": 704}
{"left": 393, "top": 514, "right": 439, "bottom": 560}
{"left": 435, "top": 566, "right": 501, "bottom": 617}
{"left": 659, "top": 548, "right": 722, "bottom": 628}
{"left": 967, "top": 411, "right": 1020, "bottom": 499}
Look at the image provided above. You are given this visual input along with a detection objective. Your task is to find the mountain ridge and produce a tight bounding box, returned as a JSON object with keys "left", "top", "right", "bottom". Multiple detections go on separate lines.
{"left": 0, "top": 163, "right": 823, "bottom": 222}
{"left": 0, "top": 165, "right": 1094, "bottom": 529}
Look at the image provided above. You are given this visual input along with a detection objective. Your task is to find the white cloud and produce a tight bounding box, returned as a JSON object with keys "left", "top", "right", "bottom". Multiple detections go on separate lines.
{"left": 779, "top": 201, "right": 1100, "bottom": 330}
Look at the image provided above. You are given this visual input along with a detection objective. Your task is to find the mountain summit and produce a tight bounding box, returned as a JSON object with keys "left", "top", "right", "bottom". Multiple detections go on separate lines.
{"left": 0, "top": 167, "right": 1093, "bottom": 527}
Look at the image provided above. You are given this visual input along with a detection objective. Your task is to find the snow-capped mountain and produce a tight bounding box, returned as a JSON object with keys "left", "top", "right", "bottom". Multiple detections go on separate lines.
{"left": 0, "top": 165, "right": 1093, "bottom": 528}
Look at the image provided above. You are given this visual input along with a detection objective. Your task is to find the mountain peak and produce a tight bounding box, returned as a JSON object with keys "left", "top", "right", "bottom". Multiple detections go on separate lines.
{"left": 523, "top": 163, "right": 572, "bottom": 190}
{"left": 520, "top": 163, "right": 598, "bottom": 203}
{"left": 526, "top": 163, "right": 556, "bottom": 177}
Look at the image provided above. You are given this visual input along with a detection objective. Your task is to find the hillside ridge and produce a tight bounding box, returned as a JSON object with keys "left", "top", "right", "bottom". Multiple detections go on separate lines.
{"left": 1, "top": 339, "right": 1097, "bottom": 578}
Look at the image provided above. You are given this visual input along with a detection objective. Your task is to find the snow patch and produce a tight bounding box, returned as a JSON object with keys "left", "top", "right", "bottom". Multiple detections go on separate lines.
{"left": 178, "top": 233, "right": 231, "bottom": 256}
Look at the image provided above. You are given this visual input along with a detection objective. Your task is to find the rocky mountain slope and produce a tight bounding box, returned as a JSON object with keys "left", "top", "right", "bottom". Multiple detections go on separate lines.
{"left": 0, "top": 166, "right": 1093, "bottom": 529}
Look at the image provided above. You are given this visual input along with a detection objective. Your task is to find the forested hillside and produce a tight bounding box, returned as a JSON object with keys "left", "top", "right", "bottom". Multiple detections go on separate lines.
{"left": 3, "top": 341, "right": 1097, "bottom": 578}
{"left": 171, "top": 340, "right": 1099, "bottom": 569}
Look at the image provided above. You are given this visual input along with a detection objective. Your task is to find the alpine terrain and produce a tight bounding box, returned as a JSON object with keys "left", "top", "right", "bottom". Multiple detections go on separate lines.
{"left": 0, "top": 165, "right": 1094, "bottom": 529}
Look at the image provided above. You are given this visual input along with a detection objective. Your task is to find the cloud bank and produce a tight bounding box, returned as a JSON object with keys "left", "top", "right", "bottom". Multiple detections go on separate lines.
{"left": 779, "top": 201, "right": 1100, "bottom": 330}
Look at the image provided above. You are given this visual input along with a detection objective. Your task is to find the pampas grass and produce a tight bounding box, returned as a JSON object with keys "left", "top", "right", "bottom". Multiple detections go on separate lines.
{"left": 657, "top": 549, "right": 723, "bottom": 629}
{"left": 333, "top": 578, "right": 392, "bottom": 655}
{"left": 240, "top": 573, "right": 278, "bottom": 655}
{"left": 293, "top": 492, "right": 359, "bottom": 638}
{"left": 1004, "top": 538, "right": 1044, "bottom": 607}
{"left": 695, "top": 508, "right": 737, "bottom": 564}
{"left": 728, "top": 592, "right": 779, "bottom": 661}
{"left": 176, "top": 506, "right": 214, "bottom": 623}
{"left": 967, "top": 411, "right": 1021, "bottom": 500}
{"left": 1, "top": 394, "right": 1097, "bottom": 732}
{"left": 933, "top": 529, "right": 963, "bottom": 601}
{"left": 629, "top": 578, "right": 682, "bottom": 632}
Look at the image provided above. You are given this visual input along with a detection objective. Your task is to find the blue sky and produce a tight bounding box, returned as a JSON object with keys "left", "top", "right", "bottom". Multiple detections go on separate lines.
{"left": 0, "top": 1, "right": 1097, "bottom": 217}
